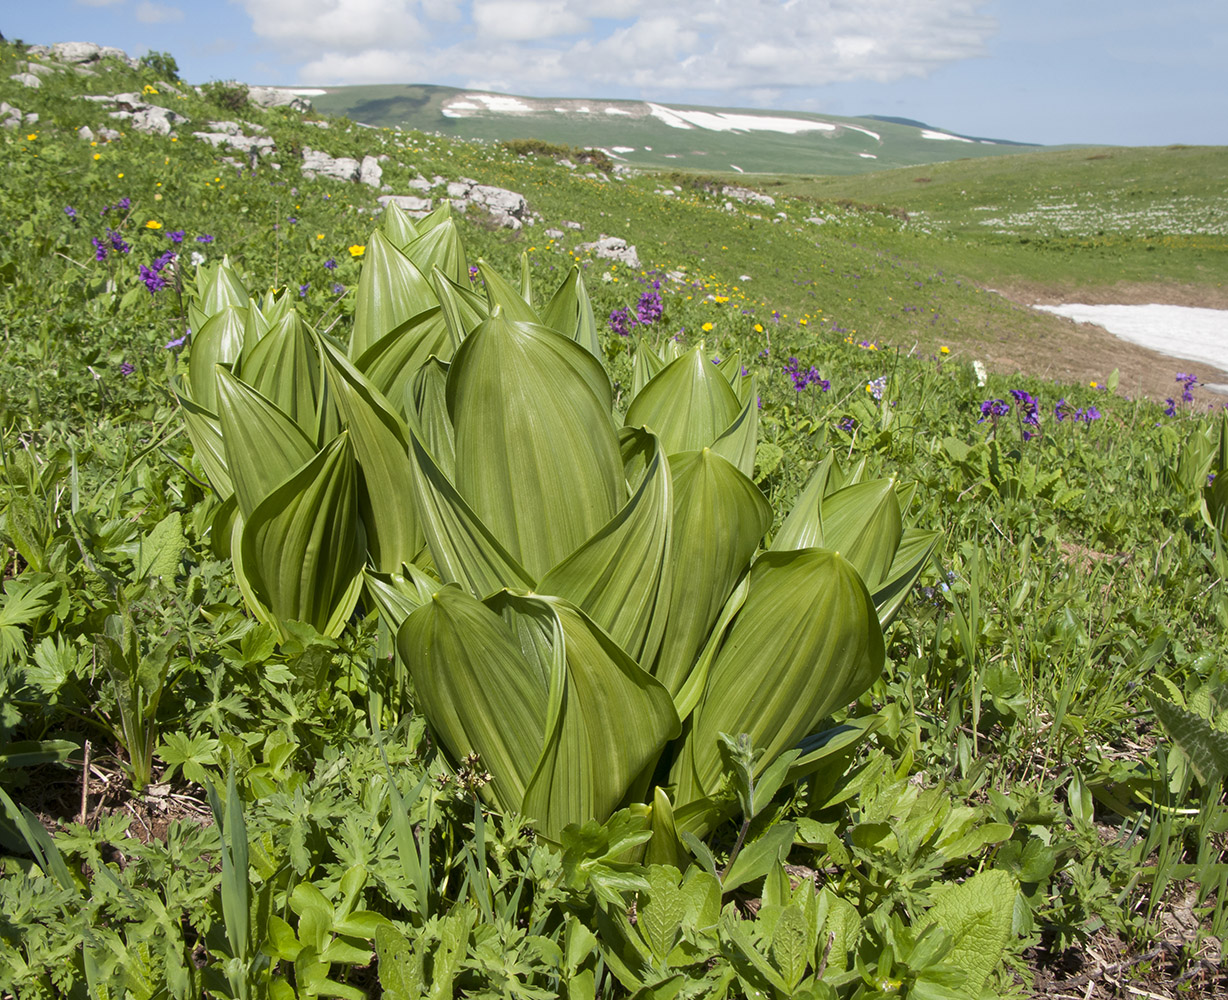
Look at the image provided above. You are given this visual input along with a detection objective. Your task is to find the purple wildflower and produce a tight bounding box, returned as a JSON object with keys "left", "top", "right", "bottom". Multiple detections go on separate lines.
{"left": 299, "top": 282, "right": 310, "bottom": 298}
{"left": 332, "top": 283, "right": 345, "bottom": 295}
{"left": 165, "top": 334, "right": 187, "bottom": 349}
{"left": 65, "top": 206, "right": 76, "bottom": 219}
{"left": 195, "top": 234, "right": 214, "bottom": 244}
{"left": 978, "top": 399, "right": 1010, "bottom": 423}
{"left": 1054, "top": 398, "right": 1073, "bottom": 422}
{"left": 608, "top": 307, "right": 636, "bottom": 338}
{"left": 1176, "top": 372, "right": 1198, "bottom": 403}
{"left": 167, "top": 229, "right": 185, "bottom": 243}
{"left": 868, "top": 375, "right": 887, "bottom": 401}
{"left": 108, "top": 229, "right": 130, "bottom": 254}
{"left": 117, "top": 197, "right": 130, "bottom": 210}
{"left": 152, "top": 250, "right": 176, "bottom": 272}
{"left": 838, "top": 417, "right": 856, "bottom": 434}
{"left": 783, "top": 357, "right": 828, "bottom": 391}
{"left": 119, "top": 361, "right": 135, "bottom": 376}
{"left": 1164, "top": 398, "right": 1177, "bottom": 417}
{"left": 92, "top": 237, "right": 108, "bottom": 262}
{"left": 324, "top": 258, "right": 337, "bottom": 270}
{"left": 139, "top": 264, "right": 167, "bottom": 293}
{"left": 287, "top": 217, "right": 298, "bottom": 225}
{"left": 1080, "top": 406, "right": 1102, "bottom": 423}
{"left": 636, "top": 291, "right": 663, "bottom": 325}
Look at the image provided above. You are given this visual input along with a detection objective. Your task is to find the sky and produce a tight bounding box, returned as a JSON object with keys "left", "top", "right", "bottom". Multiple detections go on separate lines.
{"left": 6, "top": 0, "right": 1226, "bottom": 147}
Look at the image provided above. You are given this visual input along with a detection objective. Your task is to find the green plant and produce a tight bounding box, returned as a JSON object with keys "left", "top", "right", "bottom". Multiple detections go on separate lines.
{"left": 203, "top": 80, "right": 250, "bottom": 113}
{"left": 174, "top": 203, "right": 936, "bottom": 851}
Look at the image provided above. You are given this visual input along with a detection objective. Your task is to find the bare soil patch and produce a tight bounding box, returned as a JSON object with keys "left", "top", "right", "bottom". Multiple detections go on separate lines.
{"left": 972, "top": 282, "right": 1228, "bottom": 404}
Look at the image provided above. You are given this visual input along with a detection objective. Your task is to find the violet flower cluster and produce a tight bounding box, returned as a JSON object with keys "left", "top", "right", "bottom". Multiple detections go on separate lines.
{"left": 783, "top": 357, "right": 829, "bottom": 392}
{"left": 139, "top": 250, "right": 176, "bottom": 294}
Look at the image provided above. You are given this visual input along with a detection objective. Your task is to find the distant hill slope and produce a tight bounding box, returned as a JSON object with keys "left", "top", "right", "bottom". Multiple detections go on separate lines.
{"left": 302, "top": 83, "right": 1045, "bottom": 176}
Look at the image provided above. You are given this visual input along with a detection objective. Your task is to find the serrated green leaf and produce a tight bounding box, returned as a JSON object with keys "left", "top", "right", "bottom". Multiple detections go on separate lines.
{"left": 924, "top": 869, "right": 1016, "bottom": 999}
{"left": 135, "top": 512, "right": 183, "bottom": 580}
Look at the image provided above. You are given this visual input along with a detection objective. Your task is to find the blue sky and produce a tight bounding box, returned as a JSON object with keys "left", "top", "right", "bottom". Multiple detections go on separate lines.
{"left": 7, "top": 0, "right": 1226, "bottom": 146}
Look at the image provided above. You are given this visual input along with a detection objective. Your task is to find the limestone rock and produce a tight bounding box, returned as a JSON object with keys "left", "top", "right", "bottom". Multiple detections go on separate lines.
{"left": 359, "top": 155, "right": 382, "bottom": 188}
{"left": 577, "top": 236, "right": 639, "bottom": 268}
{"left": 300, "top": 147, "right": 361, "bottom": 182}
{"left": 377, "top": 194, "right": 433, "bottom": 216}
{"left": 10, "top": 73, "right": 41, "bottom": 89}
{"left": 721, "top": 185, "right": 775, "bottom": 208}
{"left": 247, "top": 87, "right": 311, "bottom": 112}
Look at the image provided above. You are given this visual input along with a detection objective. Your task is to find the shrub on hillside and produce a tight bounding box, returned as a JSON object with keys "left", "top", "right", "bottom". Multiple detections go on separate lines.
{"left": 202, "top": 79, "right": 249, "bottom": 113}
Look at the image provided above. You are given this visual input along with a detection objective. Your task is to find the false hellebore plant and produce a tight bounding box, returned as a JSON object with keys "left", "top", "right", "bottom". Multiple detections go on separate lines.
{"left": 172, "top": 201, "right": 938, "bottom": 849}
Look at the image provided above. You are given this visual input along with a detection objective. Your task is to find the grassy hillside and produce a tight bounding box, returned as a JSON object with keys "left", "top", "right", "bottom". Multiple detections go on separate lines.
{"left": 308, "top": 82, "right": 1043, "bottom": 176}
{"left": 1, "top": 41, "right": 1226, "bottom": 1000}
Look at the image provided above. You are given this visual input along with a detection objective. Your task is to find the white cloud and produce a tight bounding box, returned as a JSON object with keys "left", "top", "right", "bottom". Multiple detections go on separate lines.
{"left": 136, "top": 2, "right": 186, "bottom": 23}
{"left": 472, "top": 1, "right": 589, "bottom": 41}
{"left": 237, "top": 0, "right": 995, "bottom": 96}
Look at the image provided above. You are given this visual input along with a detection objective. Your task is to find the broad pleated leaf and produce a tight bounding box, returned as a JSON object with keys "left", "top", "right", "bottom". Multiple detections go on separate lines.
{"left": 406, "top": 358, "right": 456, "bottom": 478}
{"left": 188, "top": 306, "right": 247, "bottom": 411}
{"left": 710, "top": 383, "right": 759, "bottom": 480}
{"left": 191, "top": 259, "right": 249, "bottom": 332}
{"left": 354, "top": 307, "right": 454, "bottom": 404}
{"left": 414, "top": 199, "right": 453, "bottom": 234}
{"left": 362, "top": 565, "right": 439, "bottom": 633}
{"left": 872, "top": 527, "right": 942, "bottom": 628}
{"left": 624, "top": 347, "right": 743, "bottom": 457}
{"left": 520, "top": 252, "right": 532, "bottom": 306}
{"left": 818, "top": 480, "right": 903, "bottom": 590}
{"left": 381, "top": 200, "right": 420, "bottom": 251}
{"left": 541, "top": 266, "right": 601, "bottom": 359}
{"left": 215, "top": 366, "right": 317, "bottom": 520}
{"left": 173, "top": 380, "right": 233, "bottom": 498}
{"left": 406, "top": 430, "right": 534, "bottom": 597}
{"left": 476, "top": 260, "right": 539, "bottom": 323}
{"left": 397, "top": 586, "right": 547, "bottom": 814}
{"left": 241, "top": 310, "right": 323, "bottom": 436}
{"left": 404, "top": 218, "right": 467, "bottom": 287}
{"left": 351, "top": 229, "right": 436, "bottom": 360}
{"left": 673, "top": 548, "right": 885, "bottom": 820}
{"left": 631, "top": 340, "right": 667, "bottom": 398}
{"left": 539, "top": 428, "right": 672, "bottom": 665}
{"left": 430, "top": 268, "right": 487, "bottom": 349}
{"left": 488, "top": 593, "right": 680, "bottom": 841}
{"left": 650, "top": 449, "right": 771, "bottom": 699}
{"left": 318, "top": 338, "right": 424, "bottom": 572}
{"left": 238, "top": 433, "right": 365, "bottom": 638}
{"left": 771, "top": 455, "right": 837, "bottom": 552}
{"left": 447, "top": 312, "right": 622, "bottom": 578}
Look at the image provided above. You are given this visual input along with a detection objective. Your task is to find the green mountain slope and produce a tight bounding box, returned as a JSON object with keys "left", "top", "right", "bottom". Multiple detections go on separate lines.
{"left": 305, "top": 83, "right": 1044, "bottom": 176}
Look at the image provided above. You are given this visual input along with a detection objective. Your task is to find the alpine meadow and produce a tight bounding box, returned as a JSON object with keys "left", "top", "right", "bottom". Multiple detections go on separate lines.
{"left": 0, "top": 38, "right": 1226, "bottom": 1000}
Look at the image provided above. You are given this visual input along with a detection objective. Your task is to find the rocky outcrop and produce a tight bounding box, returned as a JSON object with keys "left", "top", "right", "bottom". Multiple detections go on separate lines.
{"left": 446, "top": 177, "right": 534, "bottom": 229}
{"left": 105, "top": 92, "right": 189, "bottom": 136}
{"left": 720, "top": 185, "right": 775, "bottom": 208}
{"left": 194, "top": 130, "right": 276, "bottom": 156}
{"left": 577, "top": 236, "right": 640, "bottom": 268}
{"left": 300, "top": 149, "right": 386, "bottom": 187}
{"left": 247, "top": 87, "right": 312, "bottom": 113}
{"left": 377, "top": 195, "right": 433, "bottom": 216}
{"left": 0, "top": 102, "right": 37, "bottom": 129}
{"left": 23, "top": 42, "right": 139, "bottom": 70}
{"left": 9, "top": 73, "right": 41, "bottom": 89}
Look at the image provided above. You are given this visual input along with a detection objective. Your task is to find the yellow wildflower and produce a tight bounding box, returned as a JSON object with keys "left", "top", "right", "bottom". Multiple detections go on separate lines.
{"left": 701, "top": 322, "right": 714, "bottom": 332}
{"left": 145, "top": 220, "right": 162, "bottom": 229}
{"left": 753, "top": 323, "right": 763, "bottom": 333}
{"left": 1089, "top": 381, "right": 1099, "bottom": 388}
{"left": 940, "top": 346, "right": 950, "bottom": 354}
{"left": 349, "top": 244, "right": 366, "bottom": 257}
{"left": 26, "top": 133, "right": 36, "bottom": 141}
{"left": 93, "top": 153, "right": 101, "bottom": 160}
